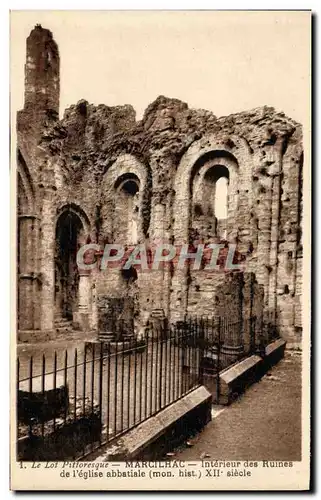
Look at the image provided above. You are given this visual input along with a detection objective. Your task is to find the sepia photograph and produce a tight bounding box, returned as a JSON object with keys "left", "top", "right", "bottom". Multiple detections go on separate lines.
{"left": 10, "top": 9, "right": 311, "bottom": 490}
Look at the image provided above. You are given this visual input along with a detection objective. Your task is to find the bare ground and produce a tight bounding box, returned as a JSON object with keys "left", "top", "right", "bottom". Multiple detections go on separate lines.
{"left": 174, "top": 350, "right": 302, "bottom": 461}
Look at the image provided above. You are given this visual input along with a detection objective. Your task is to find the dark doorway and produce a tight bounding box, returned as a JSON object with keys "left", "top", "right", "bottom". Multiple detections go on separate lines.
{"left": 55, "top": 210, "right": 84, "bottom": 321}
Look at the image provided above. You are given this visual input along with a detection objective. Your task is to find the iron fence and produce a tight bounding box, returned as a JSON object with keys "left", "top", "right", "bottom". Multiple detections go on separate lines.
{"left": 16, "top": 314, "right": 276, "bottom": 460}
{"left": 17, "top": 322, "right": 204, "bottom": 460}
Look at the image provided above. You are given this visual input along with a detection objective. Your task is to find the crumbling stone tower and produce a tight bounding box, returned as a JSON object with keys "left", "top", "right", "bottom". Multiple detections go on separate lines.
{"left": 17, "top": 25, "right": 60, "bottom": 333}
{"left": 16, "top": 25, "right": 303, "bottom": 345}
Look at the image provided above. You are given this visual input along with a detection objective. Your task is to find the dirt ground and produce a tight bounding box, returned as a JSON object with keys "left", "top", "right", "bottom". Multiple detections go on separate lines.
{"left": 174, "top": 350, "right": 302, "bottom": 461}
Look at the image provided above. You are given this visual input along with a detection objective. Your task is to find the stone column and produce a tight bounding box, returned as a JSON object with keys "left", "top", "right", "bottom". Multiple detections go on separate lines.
{"left": 149, "top": 153, "right": 175, "bottom": 320}
{"left": 40, "top": 188, "right": 55, "bottom": 332}
{"left": 218, "top": 273, "right": 244, "bottom": 367}
{"left": 267, "top": 139, "right": 284, "bottom": 329}
{"left": 242, "top": 273, "right": 255, "bottom": 355}
{"left": 256, "top": 173, "right": 273, "bottom": 341}
{"left": 76, "top": 270, "right": 91, "bottom": 330}
{"left": 18, "top": 214, "right": 37, "bottom": 330}
{"left": 150, "top": 202, "right": 166, "bottom": 309}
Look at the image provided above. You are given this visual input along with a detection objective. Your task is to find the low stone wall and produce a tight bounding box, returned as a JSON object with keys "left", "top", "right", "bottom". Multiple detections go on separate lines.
{"left": 201, "top": 339, "right": 287, "bottom": 405}
{"left": 87, "top": 386, "right": 212, "bottom": 461}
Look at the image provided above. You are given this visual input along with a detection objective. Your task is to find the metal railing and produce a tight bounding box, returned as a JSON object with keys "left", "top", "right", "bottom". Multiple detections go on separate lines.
{"left": 16, "top": 314, "right": 277, "bottom": 460}
{"left": 17, "top": 322, "right": 203, "bottom": 460}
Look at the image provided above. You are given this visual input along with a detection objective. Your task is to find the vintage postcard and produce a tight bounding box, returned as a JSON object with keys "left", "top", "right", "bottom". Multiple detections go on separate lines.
{"left": 10, "top": 10, "right": 311, "bottom": 490}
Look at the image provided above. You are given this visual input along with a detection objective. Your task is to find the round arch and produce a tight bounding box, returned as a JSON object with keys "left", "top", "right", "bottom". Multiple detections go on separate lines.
{"left": 102, "top": 154, "right": 152, "bottom": 240}
{"left": 173, "top": 134, "right": 252, "bottom": 243}
{"left": 56, "top": 203, "right": 91, "bottom": 236}
{"left": 55, "top": 206, "right": 90, "bottom": 321}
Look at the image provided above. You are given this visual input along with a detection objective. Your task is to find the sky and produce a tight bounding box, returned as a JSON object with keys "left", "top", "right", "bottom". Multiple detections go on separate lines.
{"left": 11, "top": 10, "right": 310, "bottom": 124}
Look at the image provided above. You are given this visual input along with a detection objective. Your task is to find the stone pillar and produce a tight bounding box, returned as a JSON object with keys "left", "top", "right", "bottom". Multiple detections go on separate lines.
{"left": 39, "top": 189, "right": 55, "bottom": 331}
{"left": 150, "top": 202, "right": 166, "bottom": 309}
{"left": 242, "top": 273, "right": 255, "bottom": 354}
{"left": 18, "top": 214, "right": 37, "bottom": 330}
{"left": 76, "top": 271, "right": 91, "bottom": 330}
{"left": 90, "top": 278, "right": 98, "bottom": 331}
{"left": 171, "top": 183, "right": 190, "bottom": 323}
{"left": 216, "top": 273, "right": 244, "bottom": 367}
{"left": 256, "top": 174, "right": 273, "bottom": 335}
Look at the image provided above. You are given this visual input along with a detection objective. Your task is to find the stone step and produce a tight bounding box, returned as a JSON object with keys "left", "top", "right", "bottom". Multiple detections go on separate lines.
{"left": 54, "top": 321, "right": 72, "bottom": 328}
{"left": 55, "top": 325, "right": 74, "bottom": 333}
{"left": 151, "top": 309, "right": 165, "bottom": 318}
{"left": 54, "top": 318, "right": 73, "bottom": 325}
{"left": 98, "top": 333, "right": 136, "bottom": 343}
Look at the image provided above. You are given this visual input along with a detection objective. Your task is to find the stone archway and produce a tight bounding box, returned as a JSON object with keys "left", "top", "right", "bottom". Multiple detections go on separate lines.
{"left": 101, "top": 154, "right": 151, "bottom": 242}
{"left": 54, "top": 206, "right": 89, "bottom": 323}
{"left": 192, "top": 162, "right": 230, "bottom": 241}
{"left": 170, "top": 134, "right": 251, "bottom": 321}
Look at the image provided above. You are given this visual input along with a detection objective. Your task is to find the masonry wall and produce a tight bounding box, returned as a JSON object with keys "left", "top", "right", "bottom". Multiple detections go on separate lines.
{"left": 17, "top": 25, "right": 304, "bottom": 344}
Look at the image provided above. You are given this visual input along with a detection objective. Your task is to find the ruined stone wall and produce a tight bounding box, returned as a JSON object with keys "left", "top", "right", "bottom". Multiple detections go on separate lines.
{"left": 17, "top": 26, "right": 304, "bottom": 345}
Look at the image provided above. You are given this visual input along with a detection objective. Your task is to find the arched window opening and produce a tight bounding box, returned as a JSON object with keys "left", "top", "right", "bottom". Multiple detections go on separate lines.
{"left": 215, "top": 176, "right": 228, "bottom": 219}
{"left": 114, "top": 174, "right": 140, "bottom": 245}
{"left": 192, "top": 162, "right": 229, "bottom": 241}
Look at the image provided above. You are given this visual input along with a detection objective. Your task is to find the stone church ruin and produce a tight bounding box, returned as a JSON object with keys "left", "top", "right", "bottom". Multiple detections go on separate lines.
{"left": 17, "top": 25, "right": 303, "bottom": 347}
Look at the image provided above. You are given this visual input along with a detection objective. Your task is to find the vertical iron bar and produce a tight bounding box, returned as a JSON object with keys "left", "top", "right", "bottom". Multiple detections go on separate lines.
{"left": 41, "top": 354, "right": 45, "bottom": 438}
{"left": 173, "top": 326, "right": 178, "bottom": 401}
{"left": 89, "top": 344, "right": 93, "bottom": 454}
{"left": 73, "top": 349, "right": 77, "bottom": 422}
{"left": 172, "top": 326, "right": 176, "bottom": 400}
{"left": 216, "top": 318, "right": 221, "bottom": 404}
{"left": 82, "top": 347, "right": 86, "bottom": 457}
{"left": 144, "top": 332, "right": 149, "bottom": 420}
{"left": 133, "top": 339, "right": 137, "bottom": 426}
{"left": 17, "top": 358, "right": 20, "bottom": 445}
{"left": 83, "top": 347, "right": 87, "bottom": 416}
{"left": 91, "top": 344, "right": 95, "bottom": 415}
{"left": 144, "top": 335, "right": 149, "bottom": 420}
{"left": 171, "top": 328, "right": 174, "bottom": 398}
{"left": 175, "top": 325, "right": 178, "bottom": 399}
{"left": 106, "top": 346, "right": 111, "bottom": 443}
{"left": 149, "top": 332, "right": 154, "bottom": 416}
{"left": 168, "top": 329, "right": 172, "bottom": 405}
{"left": 98, "top": 342, "right": 103, "bottom": 444}
{"left": 158, "top": 336, "right": 163, "bottom": 411}
{"left": 180, "top": 325, "right": 185, "bottom": 397}
{"left": 29, "top": 356, "right": 33, "bottom": 393}
{"left": 155, "top": 331, "right": 159, "bottom": 411}
{"left": 199, "top": 319, "right": 204, "bottom": 386}
{"left": 121, "top": 340, "right": 125, "bottom": 432}
{"left": 187, "top": 318, "right": 193, "bottom": 390}
{"left": 192, "top": 320, "right": 197, "bottom": 387}
{"left": 28, "top": 356, "right": 33, "bottom": 439}
{"left": 176, "top": 325, "right": 180, "bottom": 398}
{"left": 64, "top": 350, "right": 68, "bottom": 423}
{"left": 53, "top": 351, "right": 57, "bottom": 432}
{"left": 128, "top": 341, "right": 132, "bottom": 429}
{"left": 163, "top": 335, "right": 168, "bottom": 407}
{"left": 139, "top": 339, "right": 143, "bottom": 423}
{"left": 113, "top": 342, "right": 118, "bottom": 436}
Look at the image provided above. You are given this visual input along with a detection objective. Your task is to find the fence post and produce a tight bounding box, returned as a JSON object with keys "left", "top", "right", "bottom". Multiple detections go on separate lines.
{"left": 53, "top": 351, "right": 57, "bottom": 432}
{"left": 17, "top": 358, "right": 20, "bottom": 447}
{"left": 198, "top": 318, "right": 204, "bottom": 386}
{"left": 159, "top": 335, "right": 163, "bottom": 410}
{"left": 181, "top": 321, "right": 186, "bottom": 396}
{"left": 28, "top": 356, "right": 33, "bottom": 439}
{"left": 216, "top": 317, "right": 221, "bottom": 404}
{"left": 98, "top": 342, "right": 103, "bottom": 443}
